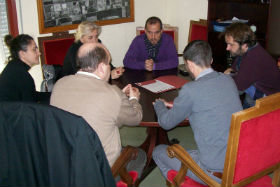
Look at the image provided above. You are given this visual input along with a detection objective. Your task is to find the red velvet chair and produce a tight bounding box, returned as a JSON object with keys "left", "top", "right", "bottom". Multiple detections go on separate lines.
{"left": 166, "top": 92, "right": 280, "bottom": 187}
{"left": 38, "top": 32, "right": 75, "bottom": 67}
{"left": 188, "top": 19, "right": 208, "bottom": 43}
{"left": 38, "top": 32, "right": 75, "bottom": 91}
{"left": 136, "top": 24, "right": 179, "bottom": 52}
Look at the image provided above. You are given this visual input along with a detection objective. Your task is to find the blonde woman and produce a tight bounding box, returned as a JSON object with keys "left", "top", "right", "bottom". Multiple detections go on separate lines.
{"left": 62, "top": 21, "right": 124, "bottom": 79}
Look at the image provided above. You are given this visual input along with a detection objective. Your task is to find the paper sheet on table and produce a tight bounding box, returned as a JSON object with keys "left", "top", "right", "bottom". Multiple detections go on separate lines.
{"left": 136, "top": 75, "right": 189, "bottom": 93}
{"left": 140, "top": 80, "right": 175, "bottom": 93}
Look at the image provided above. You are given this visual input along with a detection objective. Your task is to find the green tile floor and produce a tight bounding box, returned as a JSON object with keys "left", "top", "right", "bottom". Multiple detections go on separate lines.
{"left": 120, "top": 125, "right": 197, "bottom": 187}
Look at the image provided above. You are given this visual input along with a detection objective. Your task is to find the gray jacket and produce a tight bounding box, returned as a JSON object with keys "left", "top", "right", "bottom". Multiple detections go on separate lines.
{"left": 154, "top": 71, "right": 242, "bottom": 171}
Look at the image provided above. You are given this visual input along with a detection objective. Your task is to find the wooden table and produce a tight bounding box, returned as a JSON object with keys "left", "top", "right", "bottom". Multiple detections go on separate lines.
{"left": 111, "top": 68, "right": 190, "bottom": 184}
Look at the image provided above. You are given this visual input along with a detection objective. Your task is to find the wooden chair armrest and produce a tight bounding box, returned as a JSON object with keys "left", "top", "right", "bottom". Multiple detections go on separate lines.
{"left": 111, "top": 146, "right": 138, "bottom": 185}
{"left": 167, "top": 144, "right": 220, "bottom": 187}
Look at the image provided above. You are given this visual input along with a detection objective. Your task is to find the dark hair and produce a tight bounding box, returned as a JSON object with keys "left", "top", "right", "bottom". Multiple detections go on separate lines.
{"left": 145, "top": 16, "right": 163, "bottom": 30}
{"left": 5, "top": 34, "right": 34, "bottom": 61}
{"left": 77, "top": 46, "right": 109, "bottom": 72}
{"left": 4, "top": 34, "right": 13, "bottom": 48}
{"left": 183, "top": 40, "right": 212, "bottom": 68}
{"left": 224, "top": 22, "right": 256, "bottom": 48}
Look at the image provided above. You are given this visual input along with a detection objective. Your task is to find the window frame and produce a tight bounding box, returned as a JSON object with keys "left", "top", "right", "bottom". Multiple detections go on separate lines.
{"left": 6, "top": 0, "right": 18, "bottom": 36}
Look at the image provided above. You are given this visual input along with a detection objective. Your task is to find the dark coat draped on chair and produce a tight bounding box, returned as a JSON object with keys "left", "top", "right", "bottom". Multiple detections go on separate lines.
{"left": 0, "top": 102, "right": 115, "bottom": 187}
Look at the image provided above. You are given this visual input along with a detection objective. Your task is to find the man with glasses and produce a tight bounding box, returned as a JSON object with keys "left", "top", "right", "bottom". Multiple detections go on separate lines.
{"left": 123, "top": 16, "right": 178, "bottom": 71}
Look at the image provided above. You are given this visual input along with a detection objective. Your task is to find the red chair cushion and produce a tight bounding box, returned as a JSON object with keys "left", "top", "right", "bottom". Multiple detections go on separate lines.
{"left": 43, "top": 38, "right": 74, "bottom": 66}
{"left": 234, "top": 109, "right": 280, "bottom": 184}
{"left": 116, "top": 171, "right": 138, "bottom": 187}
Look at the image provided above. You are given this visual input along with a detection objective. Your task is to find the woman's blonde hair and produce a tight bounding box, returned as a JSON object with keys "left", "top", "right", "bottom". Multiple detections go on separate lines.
{"left": 75, "top": 21, "right": 101, "bottom": 42}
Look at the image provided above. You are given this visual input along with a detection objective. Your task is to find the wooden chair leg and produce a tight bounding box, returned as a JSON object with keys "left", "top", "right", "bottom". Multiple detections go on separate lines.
{"left": 173, "top": 165, "right": 188, "bottom": 186}
{"left": 112, "top": 146, "right": 138, "bottom": 186}
{"left": 166, "top": 179, "right": 175, "bottom": 187}
{"left": 119, "top": 167, "right": 133, "bottom": 185}
{"left": 272, "top": 167, "right": 280, "bottom": 187}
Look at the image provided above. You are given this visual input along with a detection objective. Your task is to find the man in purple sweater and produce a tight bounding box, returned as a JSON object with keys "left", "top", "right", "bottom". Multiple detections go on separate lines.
{"left": 224, "top": 22, "right": 280, "bottom": 108}
{"left": 123, "top": 16, "right": 178, "bottom": 71}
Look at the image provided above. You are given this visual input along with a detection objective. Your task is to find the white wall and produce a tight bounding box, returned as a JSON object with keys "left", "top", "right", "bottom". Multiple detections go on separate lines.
{"left": 166, "top": 0, "right": 208, "bottom": 53}
{"left": 16, "top": 0, "right": 208, "bottom": 90}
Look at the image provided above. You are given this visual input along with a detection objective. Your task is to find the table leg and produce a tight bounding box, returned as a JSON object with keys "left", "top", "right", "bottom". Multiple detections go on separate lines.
{"left": 137, "top": 127, "right": 171, "bottom": 184}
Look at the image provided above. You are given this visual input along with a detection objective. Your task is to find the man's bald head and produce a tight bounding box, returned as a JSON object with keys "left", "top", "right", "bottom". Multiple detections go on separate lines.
{"left": 77, "top": 43, "right": 111, "bottom": 72}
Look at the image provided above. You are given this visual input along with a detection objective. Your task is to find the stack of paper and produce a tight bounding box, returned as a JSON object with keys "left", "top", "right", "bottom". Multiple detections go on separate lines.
{"left": 136, "top": 75, "right": 189, "bottom": 93}
{"left": 141, "top": 80, "right": 175, "bottom": 93}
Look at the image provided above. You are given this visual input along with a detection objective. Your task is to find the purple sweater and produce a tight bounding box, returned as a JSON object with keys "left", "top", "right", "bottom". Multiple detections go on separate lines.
{"left": 123, "top": 33, "right": 178, "bottom": 70}
{"left": 232, "top": 44, "right": 280, "bottom": 95}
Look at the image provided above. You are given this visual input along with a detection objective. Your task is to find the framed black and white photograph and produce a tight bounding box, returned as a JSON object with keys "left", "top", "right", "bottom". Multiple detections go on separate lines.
{"left": 37, "top": 0, "right": 134, "bottom": 34}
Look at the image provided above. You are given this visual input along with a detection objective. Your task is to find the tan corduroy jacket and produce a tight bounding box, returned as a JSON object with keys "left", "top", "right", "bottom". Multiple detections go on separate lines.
{"left": 50, "top": 73, "right": 143, "bottom": 166}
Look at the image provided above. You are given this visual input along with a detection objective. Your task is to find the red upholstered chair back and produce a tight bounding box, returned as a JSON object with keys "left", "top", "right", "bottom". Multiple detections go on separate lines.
{"left": 222, "top": 92, "right": 280, "bottom": 187}
{"left": 233, "top": 110, "right": 280, "bottom": 183}
{"left": 136, "top": 24, "right": 178, "bottom": 51}
{"left": 188, "top": 19, "right": 208, "bottom": 43}
{"left": 38, "top": 32, "right": 75, "bottom": 91}
{"left": 38, "top": 32, "right": 75, "bottom": 66}
{"left": 41, "top": 38, "right": 74, "bottom": 66}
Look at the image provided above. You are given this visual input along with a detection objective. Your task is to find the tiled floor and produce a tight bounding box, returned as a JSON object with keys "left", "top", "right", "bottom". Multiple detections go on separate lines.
{"left": 120, "top": 125, "right": 197, "bottom": 187}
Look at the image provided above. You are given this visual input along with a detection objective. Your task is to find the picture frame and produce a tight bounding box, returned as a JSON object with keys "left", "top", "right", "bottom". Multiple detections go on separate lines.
{"left": 37, "top": 0, "right": 134, "bottom": 34}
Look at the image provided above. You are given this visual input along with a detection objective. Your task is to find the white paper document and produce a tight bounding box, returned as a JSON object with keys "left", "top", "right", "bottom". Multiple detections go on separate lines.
{"left": 141, "top": 80, "right": 175, "bottom": 93}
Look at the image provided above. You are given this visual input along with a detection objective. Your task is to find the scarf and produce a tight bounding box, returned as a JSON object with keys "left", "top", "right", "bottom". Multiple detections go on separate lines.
{"left": 144, "top": 34, "right": 162, "bottom": 61}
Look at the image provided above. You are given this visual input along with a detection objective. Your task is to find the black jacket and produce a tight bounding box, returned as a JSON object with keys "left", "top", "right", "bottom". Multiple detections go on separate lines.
{"left": 62, "top": 40, "right": 83, "bottom": 77}
{"left": 0, "top": 102, "right": 115, "bottom": 187}
{"left": 0, "top": 59, "right": 50, "bottom": 103}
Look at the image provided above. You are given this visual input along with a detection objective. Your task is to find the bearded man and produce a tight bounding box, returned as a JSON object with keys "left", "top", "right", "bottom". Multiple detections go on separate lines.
{"left": 224, "top": 22, "right": 280, "bottom": 108}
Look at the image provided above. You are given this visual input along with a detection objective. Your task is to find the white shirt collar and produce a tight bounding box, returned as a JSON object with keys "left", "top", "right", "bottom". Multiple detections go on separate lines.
{"left": 195, "top": 68, "right": 214, "bottom": 80}
{"left": 76, "top": 71, "right": 101, "bottom": 80}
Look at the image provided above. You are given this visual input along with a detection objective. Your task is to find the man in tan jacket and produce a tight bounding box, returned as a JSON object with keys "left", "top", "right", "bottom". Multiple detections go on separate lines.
{"left": 50, "top": 43, "right": 145, "bottom": 171}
